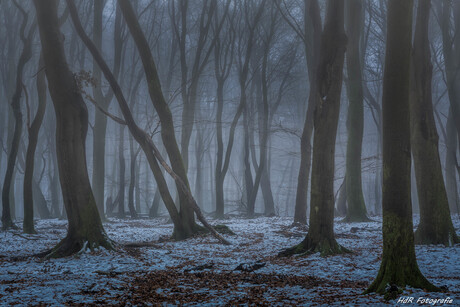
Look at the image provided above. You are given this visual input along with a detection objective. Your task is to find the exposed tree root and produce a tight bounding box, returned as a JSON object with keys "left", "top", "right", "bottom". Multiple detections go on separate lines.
{"left": 278, "top": 236, "right": 351, "bottom": 257}
{"left": 364, "top": 260, "right": 440, "bottom": 295}
{"left": 38, "top": 234, "right": 115, "bottom": 259}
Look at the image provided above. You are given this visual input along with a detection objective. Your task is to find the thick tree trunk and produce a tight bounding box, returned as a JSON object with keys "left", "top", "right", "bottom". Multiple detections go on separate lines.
{"left": 343, "top": 0, "right": 369, "bottom": 222}
{"left": 34, "top": 0, "right": 112, "bottom": 258}
{"left": 409, "top": 0, "right": 458, "bottom": 246}
{"left": 280, "top": 0, "right": 348, "bottom": 257}
{"left": 23, "top": 55, "right": 47, "bottom": 234}
{"left": 365, "top": 0, "right": 438, "bottom": 294}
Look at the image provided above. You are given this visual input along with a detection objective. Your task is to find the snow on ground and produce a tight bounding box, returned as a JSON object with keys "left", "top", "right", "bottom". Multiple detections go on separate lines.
{"left": 0, "top": 215, "right": 459, "bottom": 306}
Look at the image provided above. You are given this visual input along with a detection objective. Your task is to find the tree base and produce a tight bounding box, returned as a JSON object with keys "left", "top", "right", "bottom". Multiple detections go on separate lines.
{"left": 172, "top": 223, "right": 235, "bottom": 240}
{"left": 278, "top": 236, "right": 351, "bottom": 257}
{"left": 364, "top": 261, "right": 440, "bottom": 295}
{"left": 414, "top": 226, "right": 459, "bottom": 247}
{"left": 23, "top": 226, "right": 37, "bottom": 235}
{"left": 341, "top": 215, "right": 373, "bottom": 223}
{"left": 39, "top": 233, "right": 114, "bottom": 259}
{"left": 1, "top": 220, "right": 19, "bottom": 231}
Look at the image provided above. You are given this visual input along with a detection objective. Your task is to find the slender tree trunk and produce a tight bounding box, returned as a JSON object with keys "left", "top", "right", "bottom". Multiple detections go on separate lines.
{"left": 280, "top": 0, "right": 348, "bottom": 257}
{"left": 293, "top": 0, "right": 321, "bottom": 225}
{"left": 34, "top": 0, "right": 112, "bottom": 258}
{"left": 445, "top": 109, "right": 459, "bottom": 215}
{"left": 2, "top": 4, "right": 34, "bottom": 230}
{"left": 343, "top": 0, "right": 369, "bottom": 222}
{"left": 119, "top": 0, "right": 199, "bottom": 238}
{"left": 91, "top": 0, "right": 107, "bottom": 220}
{"left": 335, "top": 177, "right": 347, "bottom": 217}
{"left": 365, "top": 0, "right": 438, "bottom": 294}
{"left": 128, "top": 137, "right": 139, "bottom": 219}
{"left": 409, "top": 0, "right": 458, "bottom": 246}
{"left": 32, "top": 178, "right": 51, "bottom": 219}
{"left": 23, "top": 55, "right": 47, "bottom": 234}
{"left": 117, "top": 124, "right": 126, "bottom": 219}
{"left": 67, "top": 0, "right": 229, "bottom": 245}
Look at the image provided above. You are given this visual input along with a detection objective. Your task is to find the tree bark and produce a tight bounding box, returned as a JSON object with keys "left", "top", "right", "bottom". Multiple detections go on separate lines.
{"left": 23, "top": 54, "right": 46, "bottom": 234}
{"left": 280, "top": 0, "right": 348, "bottom": 256}
{"left": 118, "top": 0, "right": 198, "bottom": 238}
{"left": 343, "top": 0, "right": 369, "bottom": 222}
{"left": 293, "top": 0, "right": 321, "bottom": 224}
{"left": 117, "top": 124, "right": 126, "bottom": 219}
{"left": 409, "top": 0, "right": 458, "bottom": 246}
{"left": 34, "top": 0, "right": 112, "bottom": 258}
{"left": 365, "top": 0, "right": 438, "bottom": 294}
{"left": 445, "top": 109, "right": 459, "bottom": 215}
{"left": 67, "top": 0, "right": 230, "bottom": 245}
{"left": 2, "top": 2, "right": 34, "bottom": 230}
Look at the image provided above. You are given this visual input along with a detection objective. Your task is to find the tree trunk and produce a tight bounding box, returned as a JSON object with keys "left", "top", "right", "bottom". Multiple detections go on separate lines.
{"left": 293, "top": 0, "right": 321, "bottom": 225}
{"left": 34, "top": 0, "right": 112, "bottom": 258}
{"left": 91, "top": 0, "right": 107, "bottom": 220}
{"left": 409, "top": 0, "right": 458, "bottom": 246}
{"left": 445, "top": 109, "right": 459, "bottom": 215}
{"left": 365, "top": 0, "right": 438, "bottom": 294}
{"left": 67, "top": 0, "right": 229, "bottom": 245}
{"left": 128, "top": 137, "right": 139, "bottom": 219}
{"left": 343, "top": 0, "right": 369, "bottom": 222}
{"left": 117, "top": 124, "right": 126, "bottom": 219}
{"left": 23, "top": 54, "right": 47, "bottom": 234}
{"left": 32, "top": 179, "right": 51, "bottom": 219}
{"left": 280, "top": 0, "right": 348, "bottom": 257}
{"left": 118, "top": 0, "right": 199, "bottom": 239}
{"left": 335, "top": 177, "right": 347, "bottom": 217}
{"left": 2, "top": 3, "right": 34, "bottom": 230}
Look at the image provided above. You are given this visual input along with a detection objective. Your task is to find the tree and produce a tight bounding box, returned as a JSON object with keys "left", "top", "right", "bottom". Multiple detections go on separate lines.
{"left": 23, "top": 54, "right": 46, "bottom": 234}
{"left": 437, "top": 0, "right": 460, "bottom": 216}
{"left": 280, "top": 0, "right": 348, "bottom": 256}
{"left": 66, "top": 0, "right": 229, "bottom": 245}
{"left": 365, "top": 0, "right": 438, "bottom": 294}
{"left": 276, "top": 0, "right": 322, "bottom": 225}
{"left": 343, "top": 0, "right": 369, "bottom": 222}
{"left": 33, "top": 0, "right": 112, "bottom": 258}
{"left": 409, "top": 0, "right": 458, "bottom": 246}
{"left": 2, "top": 0, "right": 35, "bottom": 230}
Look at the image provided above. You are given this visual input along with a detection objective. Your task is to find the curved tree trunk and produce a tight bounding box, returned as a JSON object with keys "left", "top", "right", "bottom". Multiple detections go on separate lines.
{"left": 409, "top": 0, "right": 458, "bottom": 246}
{"left": 34, "top": 0, "right": 112, "bottom": 258}
{"left": 118, "top": 0, "right": 198, "bottom": 238}
{"left": 23, "top": 54, "right": 47, "bottom": 234}
{"left": 365, "top": 0, "right": 438, "bottom": 294}
{"left": 280, "top": 0, "right": 348, "bottom": 257}
{"left": 67, "top": 0, "right": 229, "bottom": 245}
{"left": 343, "top": 0, "right": 369, "bottom": 222}
{"left": 2, "top": 3, "right": 34, "bottom": 230}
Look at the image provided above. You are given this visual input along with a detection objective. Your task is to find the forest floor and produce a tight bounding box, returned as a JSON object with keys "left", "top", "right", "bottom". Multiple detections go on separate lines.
{"left": 0, "top": 215, "right": 459, "bottom": 306}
